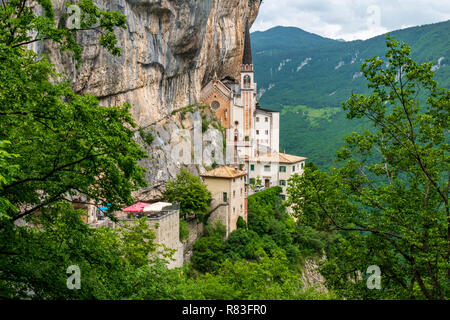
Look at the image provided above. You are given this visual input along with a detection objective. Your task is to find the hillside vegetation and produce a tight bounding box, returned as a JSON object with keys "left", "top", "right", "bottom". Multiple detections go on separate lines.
{"left": 252, "top": 20, "right": 450, "bottom": 167}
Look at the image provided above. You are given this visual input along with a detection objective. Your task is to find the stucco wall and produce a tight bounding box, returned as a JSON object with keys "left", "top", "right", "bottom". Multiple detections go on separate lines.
{"left": 203, "top": 175, "right": 245, "bottom": 237}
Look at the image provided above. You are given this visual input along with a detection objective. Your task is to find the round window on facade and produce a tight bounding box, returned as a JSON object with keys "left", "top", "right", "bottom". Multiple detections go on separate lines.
{"left": 211, "top": 101, "right": 220, "bottom": 110}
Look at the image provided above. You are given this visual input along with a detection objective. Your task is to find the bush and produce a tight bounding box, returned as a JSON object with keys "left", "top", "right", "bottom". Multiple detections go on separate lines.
{"left": 224, "top": 229, "right": 265, "bottom": 261}
{"left": 236, "top": 216, "right": 247, "bottom": 229}
{"left": 164, "top": 169, "right": 212, "bottom": 220}
{"left": 138, "top": 127, "right": 154, "bottom": 145}
{"left": 247, "top": 187, "right": 300, "bottom": 262}
{"left": 179, "top": 220, "right": 190, "bottom": 242}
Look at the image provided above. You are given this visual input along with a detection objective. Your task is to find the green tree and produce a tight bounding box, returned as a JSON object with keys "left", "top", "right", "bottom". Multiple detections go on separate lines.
{"left": 191, "top": 234, "right": 226, "bottom": 273}
{"left": 287, "top": 36, "right": 449, "bottom": 300}
{"left": 185, "top": 249, "right": 334, "bottom": 300}
{"left": 179, "top": 220, "right": 190, "bottom": 242}
{"left": 247, "top": 187, "right": 300, "bottom": 262}
{"left": 236, "top": 215, "right": 247, "bottom": 229}
{"left": 190, "top": 223, "right": 226, "bottom": 273}
{"left": 224, "top": 228, "right": 266, "bottom": 261}
{"left": 0, "top": 0, "right": 145, "bottom": 221}
{"left": 0, "top": 0, "right": 150, "bottom": 299}
{"left": 0, "top": 203, "right": 174, "bottom": 299}
{"left": 164, "top": 169, "right": 212, "bottom": 220}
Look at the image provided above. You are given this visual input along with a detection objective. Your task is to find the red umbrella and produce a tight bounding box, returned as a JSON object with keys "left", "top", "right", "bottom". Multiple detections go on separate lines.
{"left": 122, "top": 202, "right": 150, "bottom": 213}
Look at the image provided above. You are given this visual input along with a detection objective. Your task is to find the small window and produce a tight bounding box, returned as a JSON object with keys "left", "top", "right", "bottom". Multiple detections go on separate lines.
{"left": 280, "top": 194, "right": 286, "bottom": 201}
{"left": 211, "top": 101, "right": 220, "bottom": 110}
{"left": 256, "top": 130, "right": 260, "bottom": 135}
{"left": 301, "top": 162, "right": 304, "bottom": 169}
{"left": 223, "top": 192, "right": 228, "bottom": 202}
{"left": 265, "top": 130, "right": 269, "bottom": 135}
{"left": 224, "top": 109, "right": 228, "bottom": 120}
{"left": 250, "top": 178, "right": 255, "bottom": 184}
{"left": 250, "top": 164, "right": 255, "bottom": 171}
{"left": 279, "top": 166, "right": 286, "bottom": 172}
{"left": 264, "top": 165, "right": 270, "bottom": 172}
{"left": 241, "top": 188, "right": 243, "bottom": 195}
{"left": 292, "top": 165, "right": 296, "bottom": 172}
{"left": 233, "top": 190, "right": 236, "bottom": 198}
{"left": 279, "top": 180, "right": 286, "bottom": 186}
{"left": 265, "top": 117, "right": 269, "bottom": 122}
{"left": 256, "top": 117, "right": 260, "bottom": 122}
{"left": 233, "top": 207, "right": 236, "bottom": 214}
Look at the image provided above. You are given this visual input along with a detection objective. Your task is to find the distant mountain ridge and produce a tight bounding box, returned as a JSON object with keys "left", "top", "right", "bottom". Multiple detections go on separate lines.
{"left": 252, "top": 26, "right": 337, "bottom": 54}
{"left": 252, "top": 20, "right": 450, "bottom": 167}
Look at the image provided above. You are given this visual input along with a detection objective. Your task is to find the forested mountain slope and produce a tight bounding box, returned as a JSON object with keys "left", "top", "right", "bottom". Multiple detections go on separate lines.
{"left": 252, "top": 20, "right": 450, "bottom": 167}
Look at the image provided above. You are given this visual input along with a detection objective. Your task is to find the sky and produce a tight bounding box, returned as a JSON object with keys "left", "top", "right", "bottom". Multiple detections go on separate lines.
{"left": 251, "top": 0, "right": 450, "bottom": 41}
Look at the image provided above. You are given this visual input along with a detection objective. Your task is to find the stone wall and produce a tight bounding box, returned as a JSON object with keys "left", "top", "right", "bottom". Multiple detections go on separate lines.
{"left": 146, "top": 209, "right": 183, "bottom": 269}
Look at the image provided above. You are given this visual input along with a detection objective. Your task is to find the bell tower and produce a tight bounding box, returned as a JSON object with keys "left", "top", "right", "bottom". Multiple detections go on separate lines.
{"left": 241, "top": 18, "right": 255, "bottom": 141}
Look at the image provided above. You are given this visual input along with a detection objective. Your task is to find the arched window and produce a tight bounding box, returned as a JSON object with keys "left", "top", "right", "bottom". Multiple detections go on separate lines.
{"left": 234, "top": 129, "right": 239, "bottom": 142}
{"left": 211, "top": 101, "right": 220, "bottom": 110}
{"left": 243, "top": 75, "right": 251, "bottom": 88}
{"left": 224, "top": 109, "right": 228, "bottom": 120}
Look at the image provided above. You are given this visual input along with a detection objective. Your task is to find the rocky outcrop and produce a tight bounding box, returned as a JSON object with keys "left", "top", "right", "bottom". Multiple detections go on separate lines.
{"left": 301, "top": 258, "right": 328, "bottom": 293}
{"left": 44, "top": 0, "right": 260, "bottom": 200}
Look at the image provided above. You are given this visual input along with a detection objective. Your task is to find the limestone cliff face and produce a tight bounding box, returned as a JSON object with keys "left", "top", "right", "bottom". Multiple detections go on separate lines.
{"left": 46, "top": 0, "right": 260, "bottom": 200}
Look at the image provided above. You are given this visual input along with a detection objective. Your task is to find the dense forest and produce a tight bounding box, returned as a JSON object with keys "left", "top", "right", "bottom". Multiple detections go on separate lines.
{"left": 252, "top": 21, "right": 450, "bottom": 167}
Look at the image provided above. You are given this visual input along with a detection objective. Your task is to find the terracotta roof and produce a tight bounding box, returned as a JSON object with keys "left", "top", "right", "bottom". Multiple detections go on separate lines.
{"left": 245, "top": 152, "right": 307, "bottom": 164}
{"left": 201, "top": 166, "right": 247, "bottom": 179}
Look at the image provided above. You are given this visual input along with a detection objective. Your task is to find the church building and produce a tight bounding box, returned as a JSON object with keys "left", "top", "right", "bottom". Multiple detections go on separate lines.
{"left": 200, "top": 20, "right": 307, "bottom": 200}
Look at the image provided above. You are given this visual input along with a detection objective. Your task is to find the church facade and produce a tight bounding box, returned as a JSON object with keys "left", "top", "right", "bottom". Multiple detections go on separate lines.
{"left": 200, "top": 20, "right": 306, "bottom": 200}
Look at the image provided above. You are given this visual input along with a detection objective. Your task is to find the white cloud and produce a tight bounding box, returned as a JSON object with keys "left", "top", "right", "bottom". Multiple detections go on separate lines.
{"left": 251, "top": 0, "right": 450, "bottom": 40}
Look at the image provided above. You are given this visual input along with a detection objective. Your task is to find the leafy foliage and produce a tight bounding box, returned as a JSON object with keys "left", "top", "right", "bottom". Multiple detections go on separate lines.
{"left": 138, "top": 127, "right": 154, "bottom": 146}
{"left": 287, "top": 37, "right": 450, "bottom": 300}
{"left": 190, "top": 187, "right": 307, "bottom": 276}
{"left": 179, "top": 220, "right": 190, "bottom": 242}
{"left": 236, "top": 216, "right": 247, "bottom": 229}
{"left": 185, "top": 249, "right": 331, "bottom": 300}
{"left": 0, "top": 0, "right": 149, "bottom": 299}
{"left": 0, "top": 0, "right": 146, "bottom": 222}
{"left": 0, "top": 203, "right": 174, "bottom": 299}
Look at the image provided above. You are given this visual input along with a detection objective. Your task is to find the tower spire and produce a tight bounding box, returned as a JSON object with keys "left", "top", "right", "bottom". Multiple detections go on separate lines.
{"left": 242, "top": 18, "right": 253, "bottom": 66}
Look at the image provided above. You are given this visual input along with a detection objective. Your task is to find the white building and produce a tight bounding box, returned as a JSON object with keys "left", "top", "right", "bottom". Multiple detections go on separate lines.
{"left": 200, "top": 19, "right": 307, "bottom": 200}
{"left": 246, "top": 153, "right": 306, "bottom": 200}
